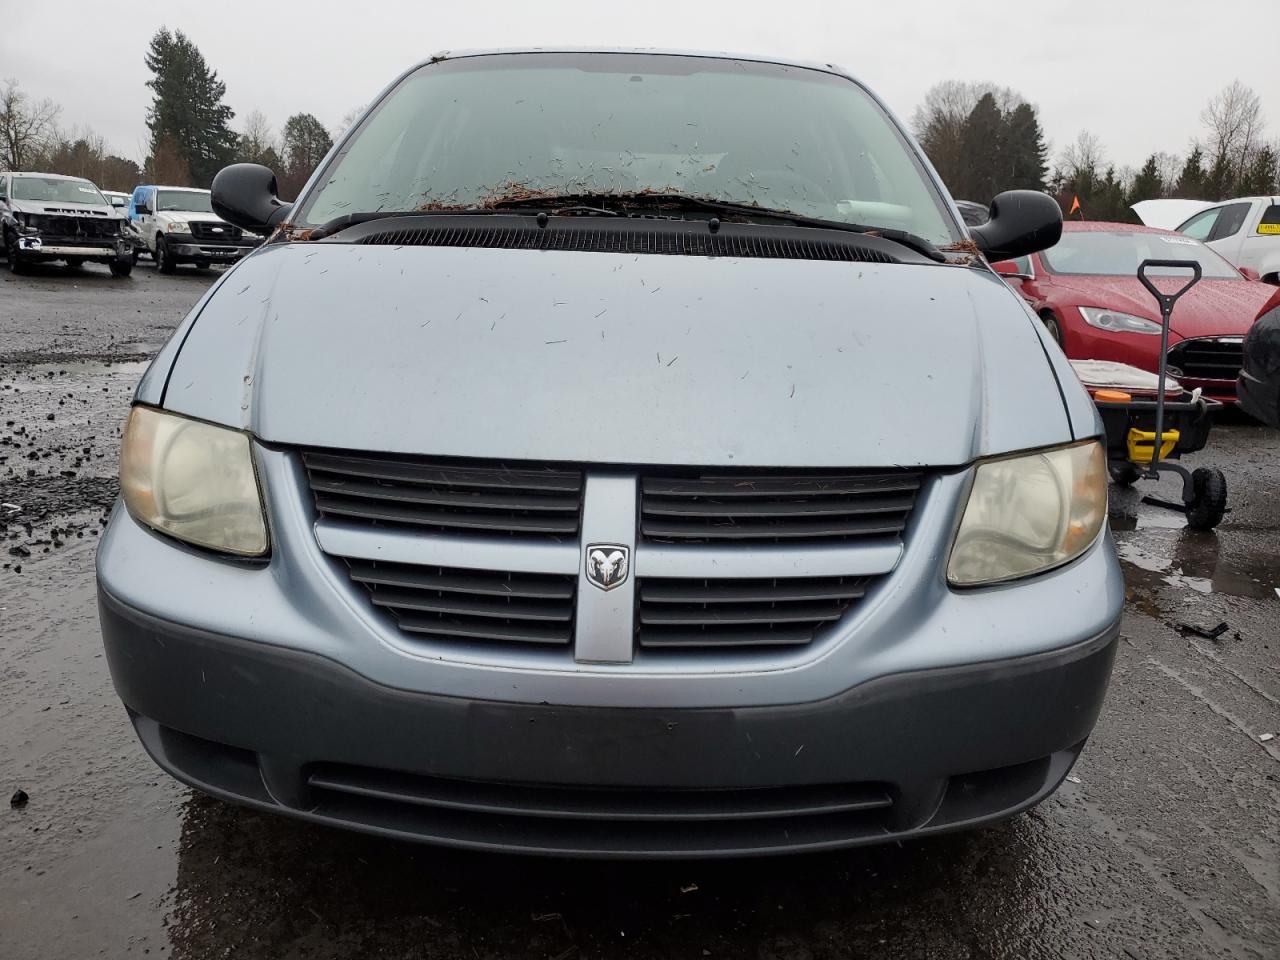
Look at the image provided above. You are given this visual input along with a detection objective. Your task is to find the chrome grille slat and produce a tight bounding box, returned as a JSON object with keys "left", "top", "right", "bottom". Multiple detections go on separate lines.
{"left": 636, "top": 576, "right": 870, "bottom": 650}
{"left": 339, "top": 559, "right": 576, "bottom": 647}
{"left": 640, "top": 470, "right": 921, "bottom": 543}
{"left": 303, "top": 449, "right": 583, "bottom": 539}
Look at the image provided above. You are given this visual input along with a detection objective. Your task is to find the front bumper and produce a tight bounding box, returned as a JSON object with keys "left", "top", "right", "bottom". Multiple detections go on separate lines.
{"left": 168, "top": 240, "right": 258, "bottom": 260}
{"left": 99, "top": 586, "right": 1118, "bottom": 857}
{"left": 16, "top": 236, "right": 130, "bottom": 260}
{"left": 96, "top": 448, "right": 1124, "bottom": 856}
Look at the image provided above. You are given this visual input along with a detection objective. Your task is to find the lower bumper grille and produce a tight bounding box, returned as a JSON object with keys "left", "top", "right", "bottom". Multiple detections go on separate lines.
{"left": 1167, "top": 337, "right": 1244, "bottom": 382}
{"left": 637, "top": 575, "right": 870, "bottom": 649}
{"left": 344, "top": 559, "right": 576, "bottom": 646}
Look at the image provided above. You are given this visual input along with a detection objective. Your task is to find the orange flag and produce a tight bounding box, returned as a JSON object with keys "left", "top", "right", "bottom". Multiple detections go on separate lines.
{"left": 1069, "top": 196, "right": 1082, "bottom": 216}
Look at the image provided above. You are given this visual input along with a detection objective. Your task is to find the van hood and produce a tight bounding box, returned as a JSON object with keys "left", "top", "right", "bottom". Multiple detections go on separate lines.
{"left": 161, "top": 242, "right": 1073, "bottom": 468}
{"left": 159, "top": 211, "right": 228, "bottom": 226}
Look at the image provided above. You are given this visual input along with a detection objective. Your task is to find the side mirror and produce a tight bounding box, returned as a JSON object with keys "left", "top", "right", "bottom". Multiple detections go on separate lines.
{"left": 211, "top": 163, "right": 293, "bottom": 235}
{"left": 991, "top": 260, "right": 1032, "bottom": 282}
{"left": 135, "top": 202, "right": 151, "bottom": 215}
{"left": 1239, "top": 266, "right": 1261, "bottom": 282}
{"left": 971, "top": 190, "right": 1063, "bottom": 262}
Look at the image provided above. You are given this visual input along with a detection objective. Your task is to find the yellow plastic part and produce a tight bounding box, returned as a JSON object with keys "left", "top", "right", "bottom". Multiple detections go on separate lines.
{"left": 1127, "top": 427, "right": 1180, "bottom": 464}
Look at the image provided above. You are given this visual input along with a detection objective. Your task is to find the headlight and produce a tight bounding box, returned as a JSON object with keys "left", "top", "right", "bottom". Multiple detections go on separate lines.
{"left": 120, "top": 406, "right": 268, "bottom": 557}
{"left": 167, "top": 221, "right": 191, "bottom": 234}
{"left": 948, "top": 440, "right": 1106, "bottom": 586}
{"left": 1078, "top": 306, "right": 1162, "bottom": 335}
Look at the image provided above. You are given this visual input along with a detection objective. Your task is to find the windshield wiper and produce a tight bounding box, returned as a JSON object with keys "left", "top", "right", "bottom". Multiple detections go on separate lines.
{"left": 310, "top": 194, "right": 945, "bottom": 262}
{"left": 489, "top": 192, "right": 947, "bottom": 262}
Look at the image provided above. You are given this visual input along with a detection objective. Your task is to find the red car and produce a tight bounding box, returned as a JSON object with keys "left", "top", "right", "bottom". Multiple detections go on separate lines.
{"left": 993, "top": 221, "right": 1274, "bottom": 402}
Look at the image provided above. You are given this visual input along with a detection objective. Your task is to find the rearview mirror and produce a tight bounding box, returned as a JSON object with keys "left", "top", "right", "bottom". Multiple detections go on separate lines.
{"left": 970, "top": 190, "right": 1063, "bottom": 262}
{"left": 211, "top": 163, "right": 293, "bottom": 235}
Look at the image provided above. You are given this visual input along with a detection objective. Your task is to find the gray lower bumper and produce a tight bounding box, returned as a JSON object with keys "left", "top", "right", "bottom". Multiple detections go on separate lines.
{"left": 170, "top": 242, "right": 255, "bottom": 259}
{"left": 99, "top": 586, "right": 1119, "bottom": 858}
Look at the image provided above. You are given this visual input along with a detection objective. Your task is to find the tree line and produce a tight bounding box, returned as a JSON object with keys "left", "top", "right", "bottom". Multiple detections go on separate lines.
{"left": 3, "top": 29, "right": 1278, "bottom": 219}
{"left": 914, "top": 78, "right": 1278, "bottom": 221}
{"left": 0, "top": 28, "right": 360, "bottom": 198}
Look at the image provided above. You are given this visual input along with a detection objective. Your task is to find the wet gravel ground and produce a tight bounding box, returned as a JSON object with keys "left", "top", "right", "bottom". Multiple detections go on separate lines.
{"left": 1, "top": 259, "right": 1278, "bottom": 959}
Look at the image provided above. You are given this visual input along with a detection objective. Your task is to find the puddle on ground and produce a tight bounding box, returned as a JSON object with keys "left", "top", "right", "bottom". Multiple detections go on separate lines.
{"left": 3, "top": 358, "right": 150, "bottom": 379}
{"left": 1114, "top": 532, "right": 1280, "bottom": 602}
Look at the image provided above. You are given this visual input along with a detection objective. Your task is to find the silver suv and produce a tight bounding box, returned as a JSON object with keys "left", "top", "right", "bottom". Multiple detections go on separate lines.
{"left": 97, "top": 50, "right": 1122, "bottom": 857}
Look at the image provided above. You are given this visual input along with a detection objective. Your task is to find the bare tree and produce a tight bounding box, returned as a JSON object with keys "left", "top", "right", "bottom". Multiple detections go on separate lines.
{"left": 0, "top": 79, "right": 61, "bottom": 170}
{"left": 1200, "top": 80, "right": 1266, "bottom": 185}
{"left": 333, "top": 104, "right": 366, "bottom": 141}
{"left": 1154, "top": 152, "right": 1182, "bottom": 197}
{"left": 912, "top": 81, "right": 1027, "bottom": 194}
{"left": 1058, "top": 130, "right": 1105, "bottom": 181}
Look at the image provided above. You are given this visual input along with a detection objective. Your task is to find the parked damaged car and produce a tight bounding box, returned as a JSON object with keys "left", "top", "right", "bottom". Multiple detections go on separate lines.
{"left": 993, "top": 221, "right": 1274, "bottom": 403}
{"left": 1, "top": 172, "right": 133, "bottom": 276}
{"left": 1239, "top": 286, "right": 1280, "bottom": 427}
{"left": 98, "top": 49, "right": 1122, "bottom": 858}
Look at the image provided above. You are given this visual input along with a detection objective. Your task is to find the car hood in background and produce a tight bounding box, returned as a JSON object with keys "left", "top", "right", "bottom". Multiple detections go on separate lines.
{"left": 159, "top": 243, "right": 1073, "bottom": 468}
{"left": 1046, "top": 275, "right": 1274, "bottom": 339}
{"left": 160, "top": 211, "right": 230, "bottom": 226}
{"left": 1130, "top": 199, "right": 1212, "bottom": 230}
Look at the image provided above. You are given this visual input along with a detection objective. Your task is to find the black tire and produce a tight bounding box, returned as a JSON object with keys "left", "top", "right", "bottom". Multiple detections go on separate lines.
{"left": 195, "top": 261, "right": 210, "bottom": 270}
{"left": 65, "top": 257, "right": 84, "bottom": 270}
{"left": 6, "top": 233, "right": 29, "bottom": 274}
{"left": 1040, "top": 311, "right": 1064, "bottom": 347}
{"left": 109, "top": 259, "right": 133, "bottom": 278}
{"left": 1110, "top": 463, "right": 1143, "bottom": 487}
{"left": 131, "top": 249, "right": 141, "bottom": 266}
{"left": 1185, "top": 467, "right": 1227, "bottom": 530}
{"left": 156, "top": 237, "right": 176, "bottom": 274}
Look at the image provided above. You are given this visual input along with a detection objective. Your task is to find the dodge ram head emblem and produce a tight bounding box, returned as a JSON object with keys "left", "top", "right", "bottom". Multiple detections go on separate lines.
{"left": 585, "top": 544, "right": 629, "bottom": 591}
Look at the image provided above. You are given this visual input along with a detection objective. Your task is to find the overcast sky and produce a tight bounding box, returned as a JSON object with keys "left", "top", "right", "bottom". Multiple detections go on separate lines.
{"left": 4, "top": 1, "right": 1276, "bottom": 171}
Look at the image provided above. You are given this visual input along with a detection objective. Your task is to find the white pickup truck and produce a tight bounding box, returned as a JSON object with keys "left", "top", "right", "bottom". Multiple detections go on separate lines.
{"left": 129, "top": 185, "right": 261, "bottom": 273}
{"left": 1176, "top": 196, "right": 1280, "bottom": 283}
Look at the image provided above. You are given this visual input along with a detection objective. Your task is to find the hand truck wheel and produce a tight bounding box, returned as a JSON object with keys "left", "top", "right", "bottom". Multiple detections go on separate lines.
{"left": 1185, "top": 467, "right": 1227, "bottom": 530}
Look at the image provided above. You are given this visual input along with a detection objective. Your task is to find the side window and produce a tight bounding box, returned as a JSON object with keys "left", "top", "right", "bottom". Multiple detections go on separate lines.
{"left": 1258, "top": 204, "right": 1280, "bottom": 236}
{"left": 1179, "top": 207, "right": 1220, "bottom": 241}
{"left": 1210, "top": 202, "right": 1252, "bottom": 240}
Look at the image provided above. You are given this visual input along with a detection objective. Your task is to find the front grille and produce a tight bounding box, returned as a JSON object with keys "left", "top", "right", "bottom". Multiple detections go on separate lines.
{"left": 640, "top": 470, "right": 922, "bottom": 542}
{"left": 189, "top": 220, "right": 243, "bottom": 241}
{"left": 306, "top": 763, "right": 895, "bottom": 853}
{"left": 33, "top": 214, "right": 119, "bottom": 240}
{"left": 637, "top": 575, "right": 870, "bottom": 649}
{"left": 1167, "top": 337, "right": 1244, "bottom": 381}
{"left": 356, "top": 217, "right": 901, "bottom": 264}
{"left": 344, "top": 559, "right": 576, "bottom": 646}
{"left": 302, "top": 449, "right": 584, "bottom": 539}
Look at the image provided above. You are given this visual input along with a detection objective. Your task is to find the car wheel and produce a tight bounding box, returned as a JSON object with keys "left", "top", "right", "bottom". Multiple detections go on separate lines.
{"left": 1040, "top": 311, "right": 1064, "bottom": 347}
{"left": 6, "top": 233, "right": 29, "bottom": 275}
{"left": 131, "top": 249, "right": 141, "bottom": 266}
{"left": 1185, "top": 467, "right": 1227, "bottom": 530}
{"left": 195, "top": 261, "right": 210, "bottom": 271}
{"left": 65, "top": 257, "right": 84, "bottom": 270}
{"left": 156, "top": 237, "right": 176, "bottom": 274}
{"left": 109, "top": 259, "right": 133, "bottom": 279}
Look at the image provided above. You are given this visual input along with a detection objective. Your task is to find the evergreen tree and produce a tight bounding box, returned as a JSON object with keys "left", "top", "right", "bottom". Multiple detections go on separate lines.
{"left": 1174, "top": 147, "right": 1207, "bottom": 200}
{"left": 1204, "top": 152, "right": 1234, "bottom": 201}
{"left": 958, "top": 93, "right": 1005, "bottom": 203}
{"left": 1129, "top": 154, "right": 1164, "bottom": 204}
{"left": 279, "top": 113, "right": 333, "bottom": 198}
{"left": 1003, "top": 103, "right": 1048, "bottom": 191}
{"left": 144, "top": 28, "right": 238, "bottom": 187}
{"left": 1238, "top": 146, "right": 1278, "bottom": 196}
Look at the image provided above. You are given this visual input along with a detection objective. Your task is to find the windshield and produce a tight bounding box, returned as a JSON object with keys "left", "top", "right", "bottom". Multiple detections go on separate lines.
{"left": 1042, "top": 230, "right": 1240, "bottom": 279}
{"left": 297, "top": 53, "right": 959, "bottom": 244}
{"left": 12, "top": 176, "right": 106, "bottom": 205}
{"left": 157, "top": 190, "right": 213, "bottom": 213}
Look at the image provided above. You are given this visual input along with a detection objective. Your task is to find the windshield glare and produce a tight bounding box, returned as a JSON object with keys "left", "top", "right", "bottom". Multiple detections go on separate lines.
{"left": 157, "top": 190, "right": 213, "bottom": 213}
{"left": 298, "top": 53, "right": 959, "bottom": 244}
{"left": 1042, "top": 231, "right": 1240, "bottom": 279}
{"left": 13, "top": 177, "right": 105, "bottom": 205}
